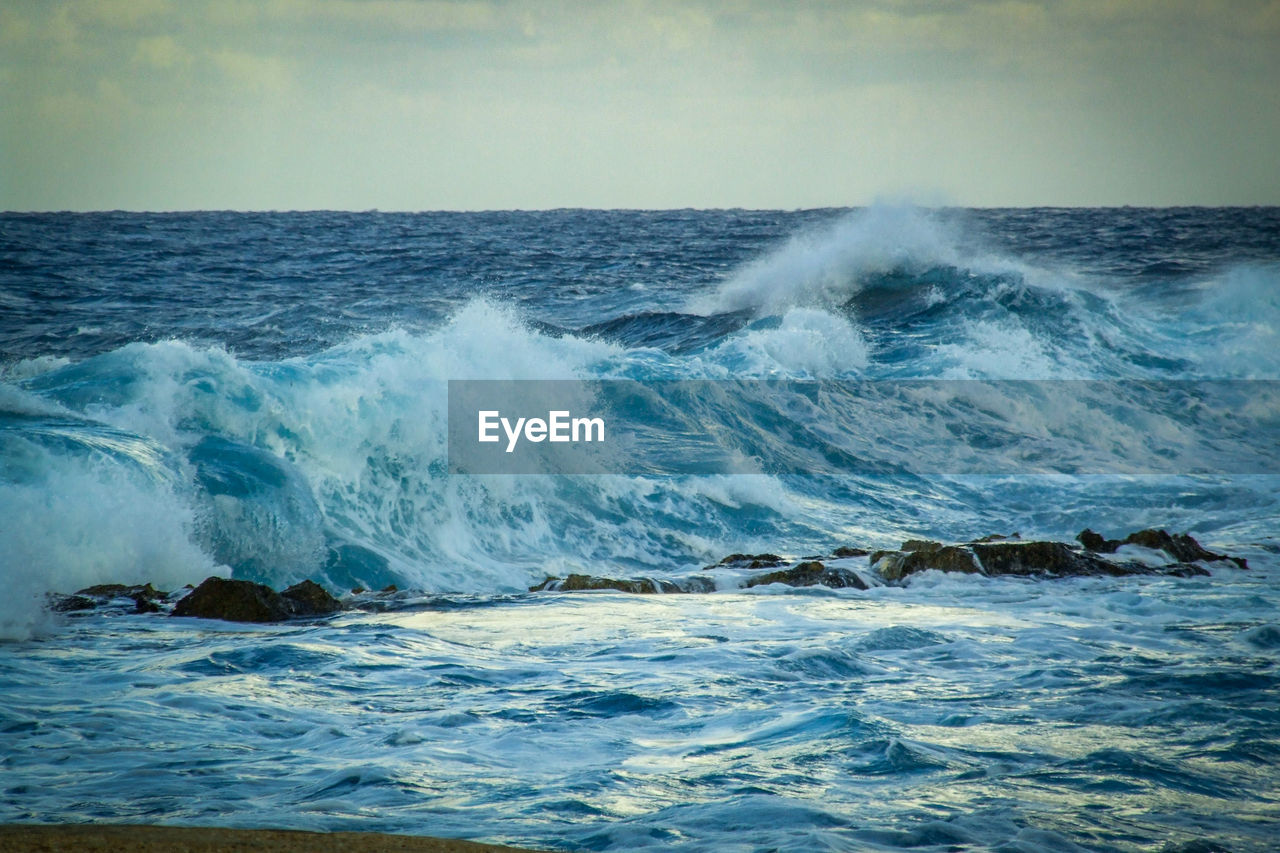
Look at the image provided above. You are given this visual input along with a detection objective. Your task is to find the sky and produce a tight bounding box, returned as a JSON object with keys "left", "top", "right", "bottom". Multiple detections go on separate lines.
{"left": 2, "top": 0, "right": 1278, "bottom": 211}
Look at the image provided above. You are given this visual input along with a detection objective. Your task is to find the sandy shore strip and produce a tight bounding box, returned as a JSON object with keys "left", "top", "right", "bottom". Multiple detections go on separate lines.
{"left": 0, "top": 824, "right": 557, "bottom": 852}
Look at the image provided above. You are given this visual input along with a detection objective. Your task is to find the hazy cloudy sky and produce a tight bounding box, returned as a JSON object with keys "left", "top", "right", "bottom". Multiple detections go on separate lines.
{"left": 3, "top": 0, "right": 1278, "bottom": 210}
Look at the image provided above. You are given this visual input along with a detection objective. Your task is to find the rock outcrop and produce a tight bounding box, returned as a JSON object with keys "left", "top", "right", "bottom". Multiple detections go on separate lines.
{"left": 172, "top": 578, "right": 292, "bottom": 622}
{"left": 1077, "top": 528, "right": 1248, "bottom": 569}
{"left": 530, "top": 558, "right": 870, "bottom": 595}
{"left": 745, "top": 560, "right": 868, "bottom": 589}
{"left": 49, "top": 583, "right": 168, "bottom": 614}
{"left": 705, "top": 553, "right": 785, "bottom": 570}
{"left": 280, "top": 579, "right": 343, "bottom": 616}
{"left": 171, "top": 577, "right": 342, "bottom": 623}
{"left": 870, "top": 543, "right": 982, "bottom": 581}
{"left": 530, "top": 574, "right": 716, "bottom": 594}
{"left": 871, "top": 529, "right": 1244, "bottom": 582}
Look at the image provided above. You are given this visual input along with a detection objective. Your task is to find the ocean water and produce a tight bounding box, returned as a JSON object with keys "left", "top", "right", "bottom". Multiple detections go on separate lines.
{"left": 1, "top": 206, "right": 1278, "bottom": 850}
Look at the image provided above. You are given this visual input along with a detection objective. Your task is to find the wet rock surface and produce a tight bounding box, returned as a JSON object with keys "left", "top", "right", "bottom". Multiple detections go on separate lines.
{"left": 1078, "top": 527, "right": 1248, "bottom": 569}
{"left": 48, "top": 583, "right": 169, "bottom": 614}
{"left": 530, "top": 574, "right": 715, "bottom": 594}
{"left": 280, "top": 579, "right": 343, "bottom": 616}
{"left": 745, "top": 561, "right": 868, "bottom": 590}
{"left": 171, "top": 577, "right": 342, "bottom": 622}
{"left": 49, "top": 594, "right": 98, "bottom": 613}
{"left": 871, "top": 543, "right": 981, "bottom": 581}
{"left": 871, "top": 529, "right": 1244, "bottom": 581}
{"left": 171, "top": 577, "right": 294, "bottom": 622}
{"left": 705, "top": 553, "right": 785, "bottom": 570}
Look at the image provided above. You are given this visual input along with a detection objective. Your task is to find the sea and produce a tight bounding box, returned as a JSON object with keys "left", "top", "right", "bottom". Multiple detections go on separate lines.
{"left": 1, "top": 206, "right": 1278, "bottom": 851}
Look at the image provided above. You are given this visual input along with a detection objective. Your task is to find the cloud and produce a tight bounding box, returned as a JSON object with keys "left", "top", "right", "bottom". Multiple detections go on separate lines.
{"left": 3, "top": 0, "right": 1278, "bottom": 208}
{"left": 211, "top": 49, "right": 294, "bottom": 94}
{"left": 37, "top": 77, "right": 136, "bottom": 129}
{"left": 310, "top": 0, "right": 498, "bottom": 32}
{"left": 0, "top": 8, "right": 32, "bottom": 44}
{"left": 78, "top": 0, "right": 172, "bottom": 28}
{"left": 133, "top": 34, "right": 188, "bottom": 68}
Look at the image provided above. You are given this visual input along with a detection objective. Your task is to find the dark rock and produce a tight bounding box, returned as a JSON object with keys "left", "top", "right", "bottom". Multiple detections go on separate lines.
{"left": 50, "top": 594, "right": 96, "bottom": 613}
{"left": 746, "top": 560, "right": 868, "bottom": 590}
{"left": 873, "top": 545, "right": 980, "bottom": 581}
{"left": 280, "top": 580, "right": 342, "bottom": 616}
{"left": 1077, "top": 528, "right": 1115, "bottom": 552}
{"left": 1155, "top": 563, "right": 1214, "bottom": 578}
{"left": 972, "top": 541, "right": 1118, "bottom": 577}
{"left": 831, "top": 546, "right": 869, "bottom": 558}
{"left": 872, "top": 535, "right": 1216, "bottom": 582}
{"left": 679, "top": 576, "right": 718, "bottom": 593}
{"left": 132, "top": 594, "right": 162, "bottom": 614}
{"left": 708, "top": 553, "right": 785, "bottom": 570}
{"left": 921, "top": 545, "right": 982, "bottom": 574}
{"left": 530, "top": 574, "right": 684, "bottom": 594}
{"left": 380, "top": 584, "right": 399, "bottom": 593}
{"left": 1078, "top": 528, "right": 1247, "bottom": 569}
{"left": 172, "top": 577, "right": 293, "bottom": 622}
{"left": 50, "top": 583, "right": 169, "bottom": 615}
{"left": 76, "top": 583, "right": 165, "bottom": 600}
{"left": 970, "top": 533, "right": 1020, "bottom": 543}
{"left": 1122, "top": 529, "right": 1247, "bottom": 569}
{"left": 75, "top": 583, "right": 130, "bottom": 597}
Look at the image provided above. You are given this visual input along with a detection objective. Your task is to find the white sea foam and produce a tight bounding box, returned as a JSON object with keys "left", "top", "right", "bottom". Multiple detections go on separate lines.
{"left": 688, "top": 204, "right": 966, "bottom": 317}
{"left": 707, "top": 308, "right": 870, "bottom": 377}
{"left": 1188, "top": 265, "right": 1280, "bottom": 378}
{"left": 0, "top": 355, "right": 72, "bottom": 382}
{"left": 0, "top": 459, "right": 222, "bottom": 640}
{"left": 931, "top": 317, "right": 1084, "bottom": 379}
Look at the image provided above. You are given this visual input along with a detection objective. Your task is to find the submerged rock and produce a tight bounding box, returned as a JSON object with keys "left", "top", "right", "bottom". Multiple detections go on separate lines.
{"left": 971, "top": 540, "right": 1136, "bottom": 577}
{"left": 49, "top": 594, "right": 97, "bottom": 613}
{"left": 133, "top": 594, "right": 162, "bottom": 614}
{"left": 172, "top": 577, "right": 342, "bottom": 623}
{"left": 531, "top": 559, "right": 868, "bottom": 595}
{"left": 870, "top": 543, "right": 980, "bottom": 581}
{"left": 1076, "top": 528, "right": 1112, "bottom": 552}
{"left": 530, "top": 574, "right": 695, "bottom": 594}
{"left": 280, "top": 579, "right": 342, "bottom": 616}
{"left": 1078, "top": 528, "right": 1248, "bottom": 569}
{"left": 707, "top": 553, "right": 785, "bottom": 570}
{"left": 49, "top": 583, "right": 170, "bottom": 614}
{"left": 868, "top": 529, "right": 1248, "bottom": 582}
{"left": 76, "top": 583, "right": 165, "bottom": 599}
{"left": 746, "top": 560, "right": 868, "bottom": 590}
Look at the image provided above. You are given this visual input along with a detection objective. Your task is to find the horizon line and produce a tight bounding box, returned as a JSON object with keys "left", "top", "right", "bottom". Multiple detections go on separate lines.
{"left": 5, "top": 203, "right": 1279, "bottom": 215}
